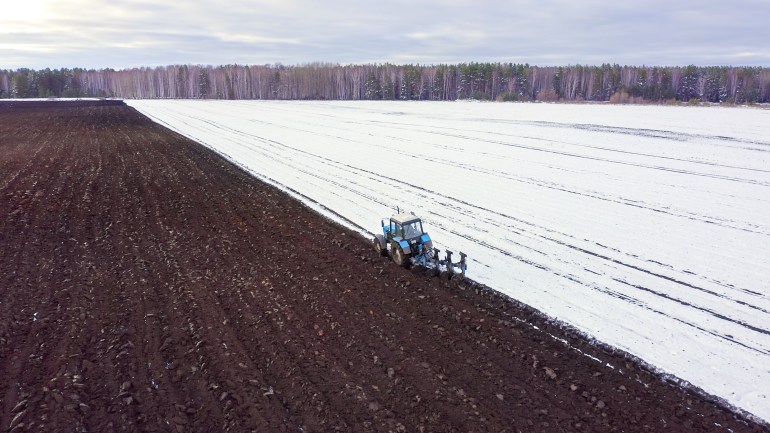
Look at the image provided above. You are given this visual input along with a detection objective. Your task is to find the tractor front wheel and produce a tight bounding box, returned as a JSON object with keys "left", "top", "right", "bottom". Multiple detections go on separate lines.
{"left": 373, "top": 235, "right": 387, "bottom": 256}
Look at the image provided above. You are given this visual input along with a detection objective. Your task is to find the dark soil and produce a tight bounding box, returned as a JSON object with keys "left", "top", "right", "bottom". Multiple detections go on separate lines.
{"left": 1, "top": 100, "right": 767, "bottom": 433}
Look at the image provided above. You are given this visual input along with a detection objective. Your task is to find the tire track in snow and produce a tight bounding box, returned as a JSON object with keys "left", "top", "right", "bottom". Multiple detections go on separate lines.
{"left": 507, "top": 119, "right": 770, "bottom": 148}
{"left": 339, "top": 116, "right": 770, "bottom": 173}
{"left": 611, "top": 279, "right": 770, "bottom": 338}
{"left": 411, "top": 152, "right": 770, "bottom": 237}
{"left": 380, "top": 124, "right": 770, "bottom": 186}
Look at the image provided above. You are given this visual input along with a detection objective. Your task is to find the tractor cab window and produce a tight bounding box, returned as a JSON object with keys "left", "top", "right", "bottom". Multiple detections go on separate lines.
{"left": 390, "top": 219, "right": 423, "bottom": 239}
{"left": 390, "top": 221, "right": 402, "bottom": 238}
{"left": 403, "top": 221, "right": 423, "bottom": 239}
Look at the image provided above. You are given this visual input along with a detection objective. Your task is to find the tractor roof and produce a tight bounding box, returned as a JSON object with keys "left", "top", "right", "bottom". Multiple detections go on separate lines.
{"left": 391, "top": 213, "right": 421, "bottom": 225}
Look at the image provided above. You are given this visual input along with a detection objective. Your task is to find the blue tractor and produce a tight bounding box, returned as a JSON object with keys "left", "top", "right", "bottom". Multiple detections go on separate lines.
{"left": 373, "top": 212, "right": 468, "bottom": 277}
{"left": 373, "top": 212, "right": 434, "bottom": 267}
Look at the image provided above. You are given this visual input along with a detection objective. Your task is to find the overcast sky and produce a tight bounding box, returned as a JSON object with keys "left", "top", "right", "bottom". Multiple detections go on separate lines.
{"left": 2, "top": 0, "right": 769, "bottom": 69}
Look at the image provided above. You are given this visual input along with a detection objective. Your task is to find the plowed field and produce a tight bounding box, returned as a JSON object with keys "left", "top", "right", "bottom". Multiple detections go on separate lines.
{"left": 0, "top": 101, "right": 766, "bottom": 433}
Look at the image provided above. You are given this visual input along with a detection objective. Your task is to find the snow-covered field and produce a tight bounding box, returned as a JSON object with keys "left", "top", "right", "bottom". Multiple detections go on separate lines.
{"left": 128, "top": 100, "right": 770, "bottom": 422}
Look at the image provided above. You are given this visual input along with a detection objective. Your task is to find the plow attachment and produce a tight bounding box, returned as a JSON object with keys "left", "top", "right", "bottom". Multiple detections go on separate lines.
{"left": 412, "top": 248, "right": 467, "bottom": 280}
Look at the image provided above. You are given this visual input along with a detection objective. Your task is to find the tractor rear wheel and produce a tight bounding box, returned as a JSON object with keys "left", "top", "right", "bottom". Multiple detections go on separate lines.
{"left": 392, "top": 245, "right": 409, "bottom": 268}
{"left": 372, "top": 235, "right": 387, "bottom": 256}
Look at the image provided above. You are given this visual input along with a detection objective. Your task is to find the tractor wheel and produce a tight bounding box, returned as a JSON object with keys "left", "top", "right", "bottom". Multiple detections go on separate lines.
{"left": 372, "top": 235, "right": 387, "bottom": 256}
{"left": 392, "top": 245, "right": 409, "bottom": 268}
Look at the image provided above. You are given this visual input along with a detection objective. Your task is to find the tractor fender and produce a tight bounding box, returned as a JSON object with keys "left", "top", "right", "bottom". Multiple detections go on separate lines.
{"left": 420, "top": 234, "right": 433, "bottom": 250}
{"left": 397, "top": 239, "right": 412, "bottom": 255}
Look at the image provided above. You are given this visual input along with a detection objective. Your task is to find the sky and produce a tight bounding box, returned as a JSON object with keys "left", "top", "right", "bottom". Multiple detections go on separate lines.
{"left": 2, "top": 0, "right": 770, "bottom": 69}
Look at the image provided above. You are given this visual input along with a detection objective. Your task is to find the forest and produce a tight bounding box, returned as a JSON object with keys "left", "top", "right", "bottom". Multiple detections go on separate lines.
{"left": 1, "top": 63, "right": 769, "bottom": 104}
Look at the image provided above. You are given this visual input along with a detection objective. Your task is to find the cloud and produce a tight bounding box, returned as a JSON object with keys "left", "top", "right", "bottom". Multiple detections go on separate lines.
{"left": 1, "top": 0, "right": 769, "bottom": 69}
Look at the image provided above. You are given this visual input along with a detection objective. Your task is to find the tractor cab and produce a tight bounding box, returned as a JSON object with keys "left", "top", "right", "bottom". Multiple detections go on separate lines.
{"left": 384, "top": 213, "right": 424, "bottom": 241}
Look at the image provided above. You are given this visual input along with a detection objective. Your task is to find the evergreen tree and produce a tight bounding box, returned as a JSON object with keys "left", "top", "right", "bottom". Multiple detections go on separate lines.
{"left": 677, "top": 65, "right": 699, "bottom": 101}
{"left": 269, "top": 70, "right": 281, "bottom": 99}
{"left": 606, "top": 64, "right": 622, "bottom": 99}
{"left": 176, "top": 65, "right": 188, "bottom": 98}
{"left": 703, "top": 67, "right": 727, "bottom": 102}
{"left": 552, "top": 67, "right": 564, "bottom": 99}
{"left": 431, "top": 67, "right": 445, "bottom": 100}
{"left": 364, "top": 72, "right": 382, "bottom": 100}
{"left": 11, "top": 72, "right": 30, "bottom": 98}
{"left": 382, "top": 75, "right": 394, "bottom": 100}
{"left": 399, "top": 65, "right": 421, "bottom": 100}
{"left": 590, "top": 66, "right": 604, "bottom": 100}
{"left": 513, "top": 64, "right": 528, "bottom": 99}
{"left": 734, "top": 67, "right": 760, "bottom": 103}
{"left": 630, "top": 69, "right": 647, "bottom": 97}
{"left": 199, "top": 69, "right": 210, "bottom": 99}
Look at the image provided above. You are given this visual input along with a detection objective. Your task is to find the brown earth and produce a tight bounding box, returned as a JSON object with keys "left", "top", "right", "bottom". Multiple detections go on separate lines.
{"left": 0, "top": 100, "right": 767, "bottom": 433}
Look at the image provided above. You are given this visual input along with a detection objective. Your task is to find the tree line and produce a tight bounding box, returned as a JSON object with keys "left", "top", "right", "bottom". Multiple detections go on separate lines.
{"left": 2, "top": 63, "right": 769, "bottom": 104}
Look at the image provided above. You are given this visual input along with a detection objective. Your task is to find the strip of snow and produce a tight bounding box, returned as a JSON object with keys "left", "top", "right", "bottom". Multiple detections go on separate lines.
{"left": 128, "top": 99, "right": 770, "bottom": 422}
